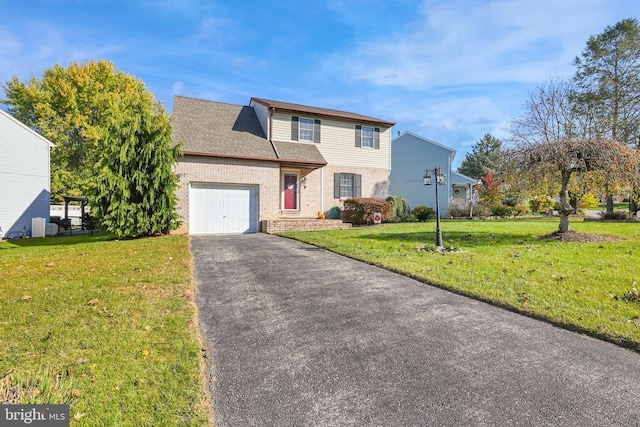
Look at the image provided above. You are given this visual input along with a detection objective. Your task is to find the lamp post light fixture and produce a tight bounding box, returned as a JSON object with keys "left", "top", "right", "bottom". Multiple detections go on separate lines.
{"left": 423, "top": 166, "right": 447, "bottom": 248}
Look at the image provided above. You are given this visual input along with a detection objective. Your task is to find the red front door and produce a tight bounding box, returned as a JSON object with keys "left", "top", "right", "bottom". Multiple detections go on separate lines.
{"left": 284, "top": 175, "right": 297, "bottom": 210}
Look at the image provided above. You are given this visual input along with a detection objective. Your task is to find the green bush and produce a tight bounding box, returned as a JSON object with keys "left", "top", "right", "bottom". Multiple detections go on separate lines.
{"left": 529, "top": 195, "right": 555, "bottom": 214}
{"left": 386, "top": 195, "right": 412, "bottom": 223}
{"left": 580, "top": 193, "right": 600, "bottom": 209}
{"left": 342, "top": 198, "right": 391, "bottom": 225}
{"left": 600, "top": 211, "right": 631, "bottom": 220}
{"left": 411, "top": 205, "right": 435, "bottom": 222}
{"left": 491, "top": 205, "right": 511, "bottom": 217}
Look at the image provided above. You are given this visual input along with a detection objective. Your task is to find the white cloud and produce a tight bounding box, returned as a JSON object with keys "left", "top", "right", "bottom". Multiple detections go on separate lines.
{"left": 325, "top": 0, "right": 633, "bottom": 89}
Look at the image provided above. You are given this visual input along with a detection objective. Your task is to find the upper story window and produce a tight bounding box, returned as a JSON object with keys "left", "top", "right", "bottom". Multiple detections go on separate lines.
{"left": 355, "top": 125, "right": 380, "bottom": 149}
{"left": 361, "top": 126, "right": 374, "bottom": 148}
{"left": 299, "top": 118, "right": 314, "bottom": 141}
{"left": 291, "top": 117, "right": 321, "bottom": 143}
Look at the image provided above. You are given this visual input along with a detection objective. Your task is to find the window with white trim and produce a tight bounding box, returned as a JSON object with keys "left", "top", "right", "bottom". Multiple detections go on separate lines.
{"left": 334, "top": 173, "right": 362, "bottom": 199}
{"left": 299, "top": 118, "right": 314, "bottom": 141}
{"left": 361, "top": 126, "right": 374, "bottom": 148}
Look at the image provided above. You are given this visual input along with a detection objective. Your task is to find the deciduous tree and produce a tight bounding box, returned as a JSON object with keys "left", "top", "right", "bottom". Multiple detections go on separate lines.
{"left": 2, "top": 60, "right": 181, "bottom": 237}
{"left": 507, "top": 79, "right": 639, "bottom": 233}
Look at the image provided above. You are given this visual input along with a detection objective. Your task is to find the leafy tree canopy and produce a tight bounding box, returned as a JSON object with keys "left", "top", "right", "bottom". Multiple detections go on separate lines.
{"left": 2, "top": 60, "right": 181, "bottom": 237}
{"left": 507, "top": 79, "right": 640, "bottom": 233}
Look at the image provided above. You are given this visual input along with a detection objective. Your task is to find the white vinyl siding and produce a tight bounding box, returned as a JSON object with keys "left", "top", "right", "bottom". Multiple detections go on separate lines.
{"left": 250, "top": 100, "right": 270, "bottom": 138}
{"left": 0, "top": 111, "right": 53, "bottom": 238}
{"left": 271, "top": 112, "right": 391, "bottom": 169}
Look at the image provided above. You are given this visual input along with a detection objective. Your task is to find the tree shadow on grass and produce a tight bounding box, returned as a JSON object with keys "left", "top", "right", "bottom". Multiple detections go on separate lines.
{"left": 352, "top": 229, "right": 550, "bottom": 249}
{"left": 0, "top": 232, "right": 116, "bottom": 250}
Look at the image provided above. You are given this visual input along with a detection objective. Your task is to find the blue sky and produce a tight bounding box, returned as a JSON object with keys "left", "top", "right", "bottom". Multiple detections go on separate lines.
{"left": 1, "top": 0, "right": 637, "bottom": 168}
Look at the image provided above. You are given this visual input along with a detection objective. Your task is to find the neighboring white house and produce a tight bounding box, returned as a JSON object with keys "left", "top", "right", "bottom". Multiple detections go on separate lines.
{"left": 391, "top": 131, "right": 477, "bottom": 217}
{"left": 0, "top": 109, "right": 54, "bottom": 239}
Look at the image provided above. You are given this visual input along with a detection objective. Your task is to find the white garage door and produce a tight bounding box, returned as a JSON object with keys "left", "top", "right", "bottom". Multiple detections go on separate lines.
{"left": 189, "top": 184, "right": 258, "bottom": 234}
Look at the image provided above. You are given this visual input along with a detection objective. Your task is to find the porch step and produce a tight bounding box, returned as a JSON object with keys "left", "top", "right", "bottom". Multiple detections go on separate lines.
{"left": 260, "top": 219, "right": 351, "bottom": 234}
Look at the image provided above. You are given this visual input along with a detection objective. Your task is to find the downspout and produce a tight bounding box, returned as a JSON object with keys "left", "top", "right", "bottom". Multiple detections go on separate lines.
{"left": 321, "top": 167, "right": 324, "bottom": 213}
{"left": 268, "top": 107, "right": 280, "bottom": 158}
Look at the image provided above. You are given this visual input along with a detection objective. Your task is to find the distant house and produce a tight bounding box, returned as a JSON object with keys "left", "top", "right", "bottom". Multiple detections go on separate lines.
{"left": 172, "top": 96, "right": 395, "bottom": 234}
{"left": 0, "top": 109, "right": 54, "bottom": 239}
{"left": 391, "top": 131, "right": 477, "bottom": 217}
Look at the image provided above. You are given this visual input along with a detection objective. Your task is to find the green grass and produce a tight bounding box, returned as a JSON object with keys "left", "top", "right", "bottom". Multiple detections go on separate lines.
{"left": 0, "top": 233, "right": 212, "bottom": 426}
{"left": 280, "top": 218, "right": 640, "bottom": 350}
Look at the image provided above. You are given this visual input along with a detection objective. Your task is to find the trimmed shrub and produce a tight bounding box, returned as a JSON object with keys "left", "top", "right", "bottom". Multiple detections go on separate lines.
{"left": 342, "top": 198, "right": 391, "bottom": 225}
{"left": 491, "top": 205, "right": 511, "bottom": 217}
{"left": 600, "top": 211, "right": 631, "bottom": 220}
{"left": 529, "top": 195, "right": 555, "bottom": 214}
{"left": 411, "top": 205, "right": 435, "bottom": 222}
{"left": 386, "top": 195, "right": 412, "bottom": 223}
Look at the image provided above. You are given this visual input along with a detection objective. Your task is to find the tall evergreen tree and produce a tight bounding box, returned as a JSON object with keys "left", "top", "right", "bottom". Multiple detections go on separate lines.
{"left": 457, "top": 133, "right": 504, "bottom": 180}
{"left": 573, "top": 18, "right": 640, "bottom": 212}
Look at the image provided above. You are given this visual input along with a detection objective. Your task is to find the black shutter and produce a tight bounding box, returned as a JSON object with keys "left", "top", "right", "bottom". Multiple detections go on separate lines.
{"left": 291, "top": 116, "right": 299, "bottom": 141}
{"left": 354, "top": 174, "right": 362, "bottom": 197}
{"left": 374, "top": 128, "right": 380, "bottom": 149}
{"left": 314, "top": 119, "right": 321, "bottom": 143}
{"left": 355, "top": 125, "right": 361, "bottom": 147}
{"left": 334, "top": 173, "right": 341, "bottom": 198}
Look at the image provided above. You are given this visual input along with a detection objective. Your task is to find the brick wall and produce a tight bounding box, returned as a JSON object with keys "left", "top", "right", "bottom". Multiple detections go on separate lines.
{"left": 260, "top": 219, "right": 352, "bottom": 233}
{"left": 174, "top": 155, "right": 280, "bottom": 233}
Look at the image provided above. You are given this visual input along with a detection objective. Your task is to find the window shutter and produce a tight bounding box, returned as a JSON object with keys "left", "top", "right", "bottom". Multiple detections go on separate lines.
{"left": 355, "top": 125, "right": 361, "bottom": 147}
{"left": 374, "top": 128, "right": 380, "bottom": 149}
{"left": 334, "top": 173, "right": 341, "bottom": 198}
{"left": 291, "top": 117, "right": 299, "bottom": 141}
{"left": 354, "top": 174, "right": 362, "bottom": 197}
{"left": 314, "top": 119, "right": 321, "bottom": 143}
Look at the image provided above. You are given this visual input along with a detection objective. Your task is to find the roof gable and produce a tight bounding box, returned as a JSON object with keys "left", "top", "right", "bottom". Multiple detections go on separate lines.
{"left": 0, "top": 109, "right": 55, "bottom": 148}
{"left": 250, "top": 97, "right": 395, "bottom": 127}
{"left": 393, "top": 131, "right": 455, "bottom": 155}
{"left": 172, "top": 96, "right": 326, "bottom": 167}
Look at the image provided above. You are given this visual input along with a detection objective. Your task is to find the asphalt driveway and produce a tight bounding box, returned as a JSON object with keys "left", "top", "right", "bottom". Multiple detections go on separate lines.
{"left": 192, "top": 233, "right": 640, "bottom": 426}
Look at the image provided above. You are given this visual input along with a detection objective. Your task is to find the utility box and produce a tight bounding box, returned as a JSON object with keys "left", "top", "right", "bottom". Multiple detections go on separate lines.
{"left": 32, "top": 217, "right": 46, "bottom": 238}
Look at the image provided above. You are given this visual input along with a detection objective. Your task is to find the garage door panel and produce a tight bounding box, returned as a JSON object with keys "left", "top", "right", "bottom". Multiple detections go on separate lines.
{"left": 190, "top": 184, "right": 258, "bottom": 234}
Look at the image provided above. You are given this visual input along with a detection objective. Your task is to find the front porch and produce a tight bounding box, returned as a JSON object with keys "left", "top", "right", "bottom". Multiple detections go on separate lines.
{"left": 260, "top": 219, "right": 351, "bottom": 234}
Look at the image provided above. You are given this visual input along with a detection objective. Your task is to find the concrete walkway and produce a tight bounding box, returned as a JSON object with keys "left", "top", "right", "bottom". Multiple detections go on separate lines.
{"left": 192, "top": 234, "right": 640, "bottom": 426}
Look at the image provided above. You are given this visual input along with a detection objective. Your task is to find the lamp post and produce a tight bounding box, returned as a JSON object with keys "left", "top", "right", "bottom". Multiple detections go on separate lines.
{"left": 423, "top": 166, "right": 446, "bottom": 248}
{"left": 468, "top": 179, "right": 483, "bottom": 218}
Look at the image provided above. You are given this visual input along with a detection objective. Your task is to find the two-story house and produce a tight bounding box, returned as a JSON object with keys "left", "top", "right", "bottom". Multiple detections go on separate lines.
{"left": 391, "top": 131, "right": 478, "bottom": 217}
{"left": 172, "top": 96, "right": 395, "bottom": 234}
{"left": 0, "top": 109, "right": 54, "bottom": 239}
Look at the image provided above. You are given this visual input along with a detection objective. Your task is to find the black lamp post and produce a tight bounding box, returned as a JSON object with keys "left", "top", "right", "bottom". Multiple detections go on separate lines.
{"left": 423, "top": 166, "right": 446, "bottom": 248}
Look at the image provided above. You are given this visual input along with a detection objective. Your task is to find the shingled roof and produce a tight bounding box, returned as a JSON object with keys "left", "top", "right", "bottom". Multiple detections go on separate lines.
{"left": 173, "top": 96, "right": 327, "bottom": 168}
{"left": 251, "top": 97, "right": 396, "bottom": 127}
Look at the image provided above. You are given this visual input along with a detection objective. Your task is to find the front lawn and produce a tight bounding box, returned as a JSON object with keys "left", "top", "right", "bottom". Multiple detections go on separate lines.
{"left": 281, "top": 218, "right": 640, "bottom": 350}
{"left": 0, "top": 233, "right": 212, "bottom": 426}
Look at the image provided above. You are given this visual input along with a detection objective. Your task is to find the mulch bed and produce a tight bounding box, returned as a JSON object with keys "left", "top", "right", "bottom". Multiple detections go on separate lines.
{"left": 538, "top": 230, "right": 620, "bottom": 243}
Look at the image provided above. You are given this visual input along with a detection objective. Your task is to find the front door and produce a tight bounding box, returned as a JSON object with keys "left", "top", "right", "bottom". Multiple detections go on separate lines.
{"left": 284, "top": 174, "right": 298, "bottom": 210}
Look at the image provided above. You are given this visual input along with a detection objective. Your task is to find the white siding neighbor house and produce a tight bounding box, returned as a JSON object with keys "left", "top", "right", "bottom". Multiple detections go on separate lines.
{"left": 391, "top": 131, "right": 477, "bottom": 217}
{"left": 0, "top": 109, "right": 54, "bottom": 239}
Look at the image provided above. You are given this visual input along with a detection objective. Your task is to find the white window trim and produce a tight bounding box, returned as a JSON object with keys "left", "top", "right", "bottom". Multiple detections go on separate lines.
{"left": 361, "top": 126, "right": 374, "bottom": 148}
{"left": 281, "top": 170, "right": 300, "bottom": 211}
{"left": 298, "top": 117, "right": 314, "bottom": 142}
